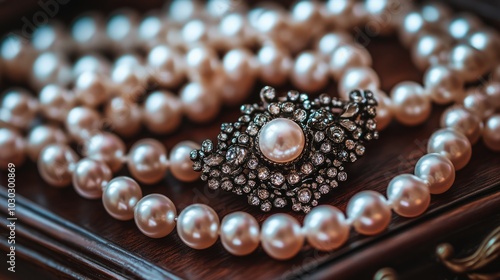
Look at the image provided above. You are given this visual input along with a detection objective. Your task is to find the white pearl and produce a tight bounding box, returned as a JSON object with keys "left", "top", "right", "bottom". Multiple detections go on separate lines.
{"left": 411, "top": 34, "right": 450, "bottom": 70}
{"left": 74, "top": 71, "right": 111, "bottom": 108}
{"left": 329, "top": 44, "right": 372, "bottom": 80}
{"left": 71, "top": 13, "right": 109, "bottom": 52}
{"left": 72, "top": 158, "right": 112, "bottom": 199}
{"left": 258, "top": 118, "right": 305, "bottom": 163}
{"left": 399, "top": 11, "right": 426, "bottom": 46}
{"left": 0, "top": 128, "right": 26, "bottom": 168}
{"left": 346, "top": 190, "right": 391, "bottom": 235}
{"left": 339, "top": 67, "right": 380, "bottom": 99}
{"left": 39, "top": 84, "right": 75, "bottom": 122}
{"left": 147, "top": 45, "right": 184, "bottom": 88}
{"left": 220, "top": 212, "right": 260, "bottom": 256}
{"left": 104, "top": 97, "right": 142, "bottom": 137}
{"left": 415, "top": 153, "right": 455, "bottom": 194}
{"left": 127, "top": 139, "right": 168, "bottom": 185}
{"left": 32, "top": 22, "right": 71, "bottom": 53}
{"left": 440, "top": 106, "right": 483, "bottom": 144}
{"left": 220, "top": 48, "right": 256, "bottom": 105}
{"left": 485, "top": 82, "right": 500, "bottom": 109}
{"left": 462, "top": 89, "right": 495, "bottom": 120}
{"left": 448, "top": 13, "right": 482, "bottom": 40}
{"left": 257, "top": 44, "right": 292, "bottom": 86}
{"left": 261, "top": 214, "right": 304, "bottom": 260}
{"left": 423, "top": 65, "right": 464, "bottom": 105}
{"left": 1, "top": 35, "right": 36, "bottom": 82}
{"left": 390, "top": 81, "right": 431, "bottom": 126}
{"left": 168, "top": 0, "right": 203, "bottom": 23}
{"left": 27, "top": 125, "right": 67, "bottom": 161}
{"left": 38, "top": 144, "right": 79, "bottom": 187}
{"left": 291, "top": 51, "right": 329, "bottom": 93}
{"left": 303, "top": 205, "right": 350, "bottom": 251}
{"left": 169, "top": 141, "right": 200, "bottom": 182}
{"left": 134, "top": 194, "right": 177, "bottom": 238}
{"left": 467, "top": 29, "right": 500, "bottom": 64}
{"left": 180, "top": 82, "right": 221, "bottom": 123}
{"left": 387, "top": 174, "right": 431, "bottom": 218}
{"left": 143, "top": 90, "right": 182, "bottom": 134}
{"left": 373, "top": 90, "right": 393, "bottom": 131}
{"left": 483, "top": 114, "right": 500, "bottom": 152}
{"left": 185, "top": 46, "right": 221, "bottom": 83}
{"left": 31, "top": 52, "right": 72, "bottom": 89}
{"left": 177, "top": 204, "right": 220, "bottom": 250}
{"left": 0, "top": 88, "right": 38, "bottom": 130}
{"left": 448, "top": 44, "right": 487, "bottom": 82}
{"left": 84, "top": 132, "right": 126, "bottom": 173}
{"left": 427, "top": 128, "right": 471, "bottom": 170}
{"left": 106, "top": 10, "right": 139, "bottom": 52}
{"left": 137, "top": 14, "right": 167, "bottom": 50}
{"left": 72, "top": 54, "right": 110, "bottom": 78}
{"left": 102, "top": 176, "right": 142, "bottom": 221}
{"left": 315, "top": 32, "right": 352, "bottom": 58}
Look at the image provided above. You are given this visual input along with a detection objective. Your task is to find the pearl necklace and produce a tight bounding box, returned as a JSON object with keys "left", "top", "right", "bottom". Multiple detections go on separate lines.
{"left": 1, "top": 0, "right": 500, "bottom": 261}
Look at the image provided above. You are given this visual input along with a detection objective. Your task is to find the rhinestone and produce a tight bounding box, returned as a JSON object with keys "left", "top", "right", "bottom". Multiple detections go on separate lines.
{"left": 248, "top": 180, "right": 256, "bottom": 187}
{"left": 299, "top": 93, "right": 309, "bottom": 101}
{"left": 328, "top": 127, "right": 344, "bottom": 143}
{"left": 247, "top": 124, "right": 259, "bottom": 136}
{"left": 243, "top": 186, "right": 251, "bottom": 193}
{"left": 190, "top": 150, "right": 198, "bottom": 160}
{"left": 258, "top": 189, "right": 269, "bottom": 199}
{"left": 353, "top": 128, "right": 362, "bottom": 139}
{"left": 260, "top": 86, "right": 276, "bottom": 101}
{"left": 208, "top": 179, "right": 219, "bottom": 189}
{"left": 258, "top": 167, "right": 270, "bottom": 180}
{"left": 355, "top": 145, "right": 365, "bottom": 156}
{"left": 248, "top": 195, "right": 260, "bottom": 205}
{"left": 314, "top": 192, "right": 321, "bottom": 199}
{"left": 240, "top": 104, "right": 254, "bottom": 114}
{"left": 311, "top": 200, "right": 318, "bottom": 206}
{"left": 239, "top": 115, "right": 251, "bottom": 123}
{"left": 303, "top": 100, "right": 311, "bottom": 110}
{"left": 221, "top": 123, "right": 234, "bottom": 133}
{"left": 333, "top": 160, "right": 342, "bottom": 167}
{"left": 287, "top": 173, "right": 301, "bottom": 185}
{"left": 248, "top": 172, "right": 256, "bottom": 179}
{"left": 234, "top": 174, "right": 246, "bottom": 185}
{"left": 320, "top": 142, "right": 331, "bottom": 153}
{"left": 319, "top": 93, "right": 331, "bottom": 105}
{"left": 350, "top": 152, "right": 357, "bottom": 162}
{"left": 201, "top": 140, "right": 213, "bottom": 153}
{"left": 233, "top": 187, "right": 243, "bottom": 195}
{"left": 327, "top": 167, "right": 337, "bottom": 178}
{"left": 314, "top": 131, "right": 325, "bottom": 142}
{"left": 302, "top": 205, "right": 311, "bottom": 213}
{"left": 293, "top": 109, "right": 307, "bottom": 122}
{"left": 373, "top": 131, "right": 379, "bottom": 139}
{"left": 298, "top": 188, "right": 312, "bottom": 203}
{"left": 221, "top": 180, "right": 233, "bottom": 191}
{"left": 319, "top": 184, "right": 330, "bottom": 194}
{"left": 367, "top": 119, "right": 376, "bottom": 130}
{"left": 218, "top": 133, "right": 228, "bottom": 141}
{"left": 238, "top": 134, "right": 249, "bottom": 144}
{"left": 287, "top": 90, "right": 300, "bottom": 100}
{"left": 200, "top": 174, "right": 207, "bottom": 181}
{"left": 221, "top": 164, "right": 231, "bottom": 174}
{"left": 226, "top": 146, "right": 248, "bottom": 165}
{"left": 340, "top": 119, "right": 357, "bottom": 131}
{"left": 247, "top": 158, "right": 258, "bottom": 169}
{"left": 193, "top": 161, "right": 201, "bottom": 171}
{"left": 339, "top": 150, "right": 348, "bottom": 160}
{"left": 368, "top": 106, "right": 376, "bottom": 116}
{"left": 268, "top": 103, "right": 280, "bottom": 115}
{"left": 274, "top": 198, "right": 286, "bottom": 208}
{"left": 209, "top": 169, "right": 220, "bottom": 177}
{"left": 281, "top": 102, "right": 294, "bottom": 113}
{"left": 365, "top": 133, "right": 373, "bottom": 140}
{"left": 254, "top": 114, "right": 268, "bottom": 126}
{"left": 202, "top": 165, "right": 211, "bottom": 173}
{"left": 260, "top": 201, "right": 272, "bottom": 212}
{"left": 203, "top": 154, "right": 224, "bottom": 166}
{"left": 312, "top": 153, "right": 325, "bottom": 166}
{"left": 270, "top": 172, "right": 285, "bottom": 186}
{"left": 330, "top": 180, "right": 338, "bottom": 188}
{"left": 338, "top": 172, "right": 347, "bottom": 181}
{"left": 292, "top": 203, "right": 301, "bottom": 212}
{"left": 345, "top": 140, "right": 355, "bottom": 150}
{"left": 316, "top": 175, "right": 325, "bottom": 183}
{"left": 301, "top": 163, "right": 313, "bottom": 174}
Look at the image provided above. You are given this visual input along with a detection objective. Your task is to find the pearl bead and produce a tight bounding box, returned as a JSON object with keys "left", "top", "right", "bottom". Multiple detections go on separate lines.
{"left": 137, "top": 14, "right": 167, "bottom": 50}
{"left": 485, "top": 82, "right": 500, "bottom": 109}
{"left": 104, "top": 97, "right": 142, "bottom": 137}
{"left": 448, "top": 44, "right": 487, "bottom": 82}
{"left": 0, "top": 88, "right": 38, "bottom": 130}
{"left": 207, "top": 0, "right": 247, "bottom": 18}
{"left": 134, "top": 194, "right": 177, "bottom": 238}
{"left": 329, "top": 44, "right": 372, "bottom": 80}
{"left": 303, "top": 205, "right": 350, "bottom": 251}
{"left": 39, "top": 84, "right": 75, "bottom": 122}
{"left": 31, "top": 52, "right": 72, "bottom": 89}
{"left": 0, "top": 35, "right": 36, "bottom": 82}
{"left": 0, "top": 128, "right": 25, "bottom": 168}
{"left": 216, "top": 13, "right": 251, "bottom": 49}
{"left": 448, "top": 14, "right": 481, "bottom": 40}
{"left": 462, "top": 90, "right": 495, "bottom": 120}
{"left": 291, "top": 51, "right": 329, "bottom": 93}
{"left": 411, "top": 34, "right": 450, "bottom": 70}
{"left": 147, "top": 45, "right": 184, "bottom": 88}
{"left": 74, "top": 71, "right": 111, "bottom": 108}
{"left": 168, "top": 0, "right": 203, "bottom": 22}
{"left": 261, "top": 214, "right": 304, "bottom": 260}
{"left": 339, "top": 67, "right": 380, "bottom": 99}
{"left": 257, "top": 44, "right": 292, "bottom": 86}
{"left": 220, "top": 48, "right": 256, "bottom": 105}
{"left": 72, "top": 158, "right": 112, "bottom": 199}
{"left": 180, "top": 82, "right": 221, "bottom": 123}
{"left": 390, "top": 81, "right": 431, "bottom": 126}
{"left": 421, "top": 3, "right": 452, "bottom": 25}
{"left": 373, "top": 90, "right": 393, "bottom": 131}
{"left": 32, "top": 22, "right": 72, "bottom": 53}
{"left": 143, "top": 91, "right": 183, "bottom": 134}
{"left": 84, "top": 132, "right": 126, "bottom": 173}
{"left": 127, "top": 139, "right": 168, "bottom": 185}
{"left": 316, "top": 32, "right": 352, "bottom": 58}
{"left": 38, "top": 144, "right": 79, "bottom": 187}
{"left": 415, "top": 153, "right": 455, "bottom": 194}
{"left": 387, "top": 174, "right": 431, "bottom": 218}
{"left": 185, "top": 46, "right": 221, "bottom": 83}
{"left": 427, "top": 128, "right": 472, "bottom": 170}
{"left": 102, "top": 177, "right": 142, "bottom": 221}
{"left": 27, "top": 125, "right": 67, "bottom": 161}
{"left": 483, "top": 115, "right": 500, "bottom": 152}
{"left": 220, "top": 212, "right": 260, "bottom": 256}
{"left": 346, "top": 190, "right": 391, "bottom": 235}
{"left": 181, "top": 19, "right": 210, "bottom": 46}
{"left": 111, "top": 64, "right": 147, "bottom": 102}
{"left": 169, "top": 141, "right": 200, "bottom": 182}
{"left": 65, "top": 107, "right": 101, "bottom": 142}
{"left": 399, "top": 12, "right": 426, "bottom": 46}
{"left": 71, "top": 13, "right": 108, "bottom": 52}
{"left": 440, "top": 106, "right": 483, "bottom": 144}
{"left": 423, "top": 65, "right": 464, "bottom": 105}
{"left": 177, "top": 204, "right": 220, "bottom": 250}
{"left": 258, "top": 118, "right": 305, "bottom": 163}
{"left": 323, "top": 0, "right": 356, "bottom": 29}
{"left": 73, "top": 54, "right": 111, "bottom": 78}
{"left": 106, "top": 10, "right": 139, "bottom": 52}
{"left": 468, "top": 29, "right": 500, "bottom": 64}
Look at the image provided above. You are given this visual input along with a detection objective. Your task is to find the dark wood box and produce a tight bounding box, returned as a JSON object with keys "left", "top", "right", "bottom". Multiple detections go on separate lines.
{"left": 1, "top": 1, "right": 499, "bottom": 279}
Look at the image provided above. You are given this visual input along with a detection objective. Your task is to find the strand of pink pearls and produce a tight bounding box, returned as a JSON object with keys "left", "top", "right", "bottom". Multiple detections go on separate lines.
{"left": 0, "top": 0, "right": 500, "bottom": 260}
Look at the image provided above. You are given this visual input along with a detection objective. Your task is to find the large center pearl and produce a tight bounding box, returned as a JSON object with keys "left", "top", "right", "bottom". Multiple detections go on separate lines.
{"left": 259, "top": 118, "right": 305, "bottom": 163}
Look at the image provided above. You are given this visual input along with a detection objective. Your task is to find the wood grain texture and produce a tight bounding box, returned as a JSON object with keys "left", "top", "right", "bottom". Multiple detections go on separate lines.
{"left": 0, "top": 1, "right": 500, "bottom": 279}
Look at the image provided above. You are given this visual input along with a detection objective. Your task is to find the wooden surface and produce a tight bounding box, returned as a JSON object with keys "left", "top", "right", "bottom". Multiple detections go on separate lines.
{"left": 1, "top": 1, "right": 500, "bottom": 279}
